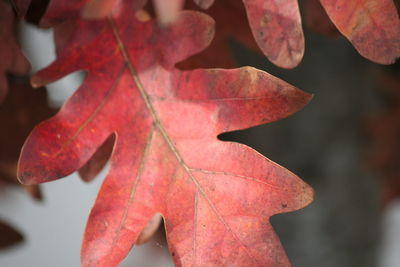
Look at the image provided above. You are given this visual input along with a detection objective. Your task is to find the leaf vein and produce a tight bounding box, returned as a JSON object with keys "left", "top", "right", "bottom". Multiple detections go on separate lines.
{"left": 53, "top": 66, "right": 125, "bottom": 157}
{"left": 190, "top": 168, "right": 283, "bottom": 191}
{"left": 108, "top": 17, "right": 261, "bottom": 265}
{"left": 110, "top": 126, "right": 155, "bottom": 250}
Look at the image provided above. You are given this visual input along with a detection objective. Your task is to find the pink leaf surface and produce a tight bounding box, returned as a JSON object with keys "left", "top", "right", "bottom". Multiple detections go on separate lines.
{"left": 193, "top": 0, "right": 304, "bottom": 68}
{"left": 242, "top": 0, "right": 304, "bottom": 68}
{"left": 320, "top": 0, "right": 400, "bottom": 64}
{"left": 18, "top": 3, "right": 313, "bottom": 266}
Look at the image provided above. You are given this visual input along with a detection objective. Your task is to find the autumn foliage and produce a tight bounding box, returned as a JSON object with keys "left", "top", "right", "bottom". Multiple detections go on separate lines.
{"left": 1, "top": 0, "right": 399, "bottom": 266}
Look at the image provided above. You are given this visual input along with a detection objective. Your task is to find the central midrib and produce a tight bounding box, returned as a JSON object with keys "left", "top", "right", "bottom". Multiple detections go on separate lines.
{"left": 107, "top": 17, "right": 260, "bottom": 265}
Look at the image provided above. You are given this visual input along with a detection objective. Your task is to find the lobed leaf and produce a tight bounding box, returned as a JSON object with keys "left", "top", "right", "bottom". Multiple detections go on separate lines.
{"left": 320, "top": 0, "right": 400, "bottom": 64}
{"left": 18, "top": 2, "right": 313, "bottom": 266}
{"left": 241, "top": 0, "right": 304, "bottom": 68}
{"left": 193, "top": 0, "right": 304, "bottom": 68}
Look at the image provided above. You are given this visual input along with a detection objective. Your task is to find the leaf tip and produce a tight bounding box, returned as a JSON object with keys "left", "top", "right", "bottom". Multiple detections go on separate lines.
{"left": 300, "top": 182, "right": 315, "bottom": 208}
{"left": 272, "top": 49, "right": 305, "bottom": 69}
{"left": 305, "top": 92, "right": 314, "bottom": 104}
{"left": 17, "top": 158, "right": 41, "bottom": 186}
{"left": 290, "top": 89, "right": 313, "bottom": 115}
{"left": 30, "top": 75, "right": 45, "bottom": 89}
{"left": 16, "top": 170, "right": 31, "bottom": 185}
{"left": 382, "top": 54, "right": 400, "bottom": 65}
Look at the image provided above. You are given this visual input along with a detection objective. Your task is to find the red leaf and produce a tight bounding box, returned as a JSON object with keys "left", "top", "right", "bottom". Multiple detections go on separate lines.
{"left": 38, "top": 0, "right": 146, "bottom": 26}
{"left": 192, "top": 0, "right": 304, "bottom": 69}
{"left": 0, "top": 1, "right": 30, "bottom": 102}
{"left": 18, "top": 3, "right": 313, "bottom": 266}
{"left": 241, "top": 0, "right": 304, "bottom": 69}
{"left": 320, "top": 0, "right": 400, "bottom": 64}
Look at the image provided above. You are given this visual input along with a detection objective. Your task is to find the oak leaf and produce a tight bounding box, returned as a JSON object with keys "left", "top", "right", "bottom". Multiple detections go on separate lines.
{"left": 240, "top": 0, "right": 304, "bottom": 69}
{"left": 18, "top": 4, "right": 313, "bottom": 267}
{"left": 191, "top": 0, "right": 306, "bottom": 68}
{"left": 32, "top": 0, "right": 304, "bottom": 68}
{"left": 320, "top": 0, "right": 400, "bottom": 64}
{"left": 195, "top": 0, "right": 400, "bottom": 66}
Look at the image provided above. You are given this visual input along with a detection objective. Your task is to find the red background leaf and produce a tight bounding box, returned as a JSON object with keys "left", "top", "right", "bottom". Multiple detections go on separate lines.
{"left": 241, "top": 0, "right": 304, "bottom": 69}
{"left": 192, "top": 0, "right": 304, "bottom": 68}
{"left": 0, "top": 1, "right": 30, "bottom": 102}
{"left": 0, "top": 219, "right": 24, "bottom": 249}
{"left": 320, "top": 0, "right": 400, "bottom": 64}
